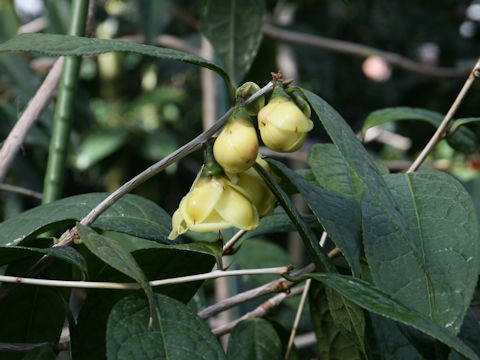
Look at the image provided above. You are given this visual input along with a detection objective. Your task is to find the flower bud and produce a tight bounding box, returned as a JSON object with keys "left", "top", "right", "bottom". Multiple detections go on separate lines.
{"left": 168, "top": 174, "right": 259, "bottom": 239}
{"left": 258, "top": 84, "right": 313, "bottom": 152}
{"left": 213, "top": 105, "right": 259, "bottom": 173}
{"left": 236, "top": 82, "right": 265, "bottom": 116}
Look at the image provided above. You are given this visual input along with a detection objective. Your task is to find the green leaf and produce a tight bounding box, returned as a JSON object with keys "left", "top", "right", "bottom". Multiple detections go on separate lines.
{"left": 267, "top": 159, "right": 362, "bottom": 277}
{"left": 309, "top": 282, "right": 363, "bottom": 360}
{"left": 369, "top": 314, "right": 421, "bottom": 360}
{"left": 449, "top": 117, "right": 480, "bottom": 135}
{"left": 76, "top": 240, "right": 217, "bottom": 360}
{"left": 305, "top": 273, "right": 479, "bottom": 360}
{"left": 375, "top": 171, "right": 479, "bottom": 332}
{"left": 72, "top": 128, "right": 129, "bottom": 170}
{"left": 106, "top": 293, "right": 226, "bottom": 360}
{"left": 0, "top": 245, "right": 87, "bottom": 276}
{"left": 138, "top": 0, "right": 171, "bottom": 44}
{"left": 253, "top": 163, "right": 334, "bottom": 272}
{"left": 202, "top": 0, "right": 265, "bottom": 87}
{"left": 226, "top": 318, "right": 282, "bottom": 360}
{"left": 361, "top": 107, "right": 476, "bottom": 153}
{"left": 299, "top": 89, "right": 435, "bottom": 323}
{"left": 307, "top": 143, "right": 370, "bottom": 200}
{"left": 325, "top": 287, "right": 366, "bottom": 354}
{"left": 77, "top": 224, "right": 156, "bottom": 323}
{"left": 0, "top": 193, "right": 171, "bottom": 246}
{"left": 0, "top": 33, "right": 234, "bottom": 98}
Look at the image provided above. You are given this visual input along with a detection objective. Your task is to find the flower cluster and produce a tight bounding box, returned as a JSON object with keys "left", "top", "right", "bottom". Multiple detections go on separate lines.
{"left": 168, "top": 78, "right": 313, "bottom": 239}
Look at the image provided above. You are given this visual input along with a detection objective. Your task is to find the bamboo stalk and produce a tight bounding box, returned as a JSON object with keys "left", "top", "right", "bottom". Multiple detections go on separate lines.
{"left": 42, "top": 0, "right": 89, "bottom": 203}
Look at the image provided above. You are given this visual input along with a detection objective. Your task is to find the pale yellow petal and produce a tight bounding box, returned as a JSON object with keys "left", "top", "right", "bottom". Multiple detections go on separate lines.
{"left": 188, "top": 210, "right": 231, "bottom": 232}
{"left": 260, "top": 122, "right": 300, "bottom": 152}
{"left": 214, "top": 185, "right": 259, "bottom": 230}
{"left": 268, "top": 102, "right": 313, "bottom": 132}
{"left": 183, "top": 178, "right": 223, "bottom": 225}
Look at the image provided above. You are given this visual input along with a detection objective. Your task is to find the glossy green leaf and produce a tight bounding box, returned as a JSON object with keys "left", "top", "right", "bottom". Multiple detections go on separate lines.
{"left": 226, "top": 318, "right": 282, "bottom": 360}
{"left": 202, "top": 0, "right": 265, "bottom": 86}
{"left": 253, "top": 163, "right": 333, "bottom": 272}
{"left": 307, "top": 143, "right": 370, "bottom": 200}
{"left": 0, "top": 245, "right": 87, "bottom": 276}
{"left": 299, "top": 89, "right": 435, "bottom": 324}
{"left": 0, "top": 33, "right": 234, "bottom": 98}
{"left": 267, "top": 159, "right": 362, "bottom": 277}
{"left": 0, "top": 193, "right": 171, "bottom": 246}
{"left": 306, "top": 273, "right": 479, "bottom": 360}
{"left": 77, "top": 224, "right": 156, "bottom": 322}
{"left": 76, "top": 241, "right": 217, "bottom": 360}
{"left": 309, "top": 282, "right": 363, "bottom": 360}
{"left": 362, "top": 107, "right": 476, "bottom": 153}
{"left": 106, "top": 293, "right": 226, "bottom": 360}
{"left": 370, "top": 315, "right": 421, "bottom": 360}
{"left": 72, "top": 128, "right": 129, "bottom": 170}
{"left": 374, "top": 171, "right": 479, "bottom": 332}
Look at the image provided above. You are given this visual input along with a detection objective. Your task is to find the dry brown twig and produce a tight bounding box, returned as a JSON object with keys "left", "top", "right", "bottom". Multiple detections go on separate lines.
{"left": 212, "top": 285, "right": 306, "bottom": 336}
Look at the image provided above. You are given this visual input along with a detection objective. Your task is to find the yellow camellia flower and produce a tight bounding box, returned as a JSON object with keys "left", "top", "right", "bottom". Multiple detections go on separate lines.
{"left": 168, "top": 174, "right": 259, "bottom": 240}
{"left": 228, "top": 156, "right": 276, "bottom": 217}
{"left": 258, "top": 83, "right": 313, "bottom": 153}
{"left": 213, "top": 105, "right": 259, "bottom": 173}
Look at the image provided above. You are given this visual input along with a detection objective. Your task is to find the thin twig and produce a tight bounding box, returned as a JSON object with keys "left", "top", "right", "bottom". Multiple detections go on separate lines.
{"left": 222, "top": 229, "right": 246, "bottom": 255}
{"left": 0, "top": 57, "right": 64, "bottom": 182}
{"left": 0, "top": 183, "right": 42, "bottom": 199}
{"left": 212, "top": 285, "right": 305, "bottom": 336}
{"left": 0, "top": 266, "right": 291, "bottom": 290}
{"left": 198, "top": 263, "right": 315, "bottom": 320}
{"left": 285, "top": 279, "right": 311, "bottom": 359}
{"left": 199, "top": 246, "right": 341, "bottom": 320}
{"left": 407, "top": 57, "right": 480, "bottom": 173}
{"left": 0, "top": 342, "right": 53, "bottom": 352}
{"left": 263, "top": 24, "right": 468, "bottom": 78}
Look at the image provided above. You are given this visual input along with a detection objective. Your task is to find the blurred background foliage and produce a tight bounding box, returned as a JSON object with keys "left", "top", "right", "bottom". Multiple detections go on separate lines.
{"left": 0, "top": 1, "right": 480, "bottom": 356}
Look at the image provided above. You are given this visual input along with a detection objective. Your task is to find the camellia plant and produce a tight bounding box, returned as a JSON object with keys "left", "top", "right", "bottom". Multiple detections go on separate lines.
{"left": 0, "top": 1, "right": 480, "bottom": 360}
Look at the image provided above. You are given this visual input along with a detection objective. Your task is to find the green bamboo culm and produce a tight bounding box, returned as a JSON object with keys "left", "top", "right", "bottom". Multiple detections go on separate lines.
{"left": 42, "top": 0, "right": 89, "bottom": 204}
